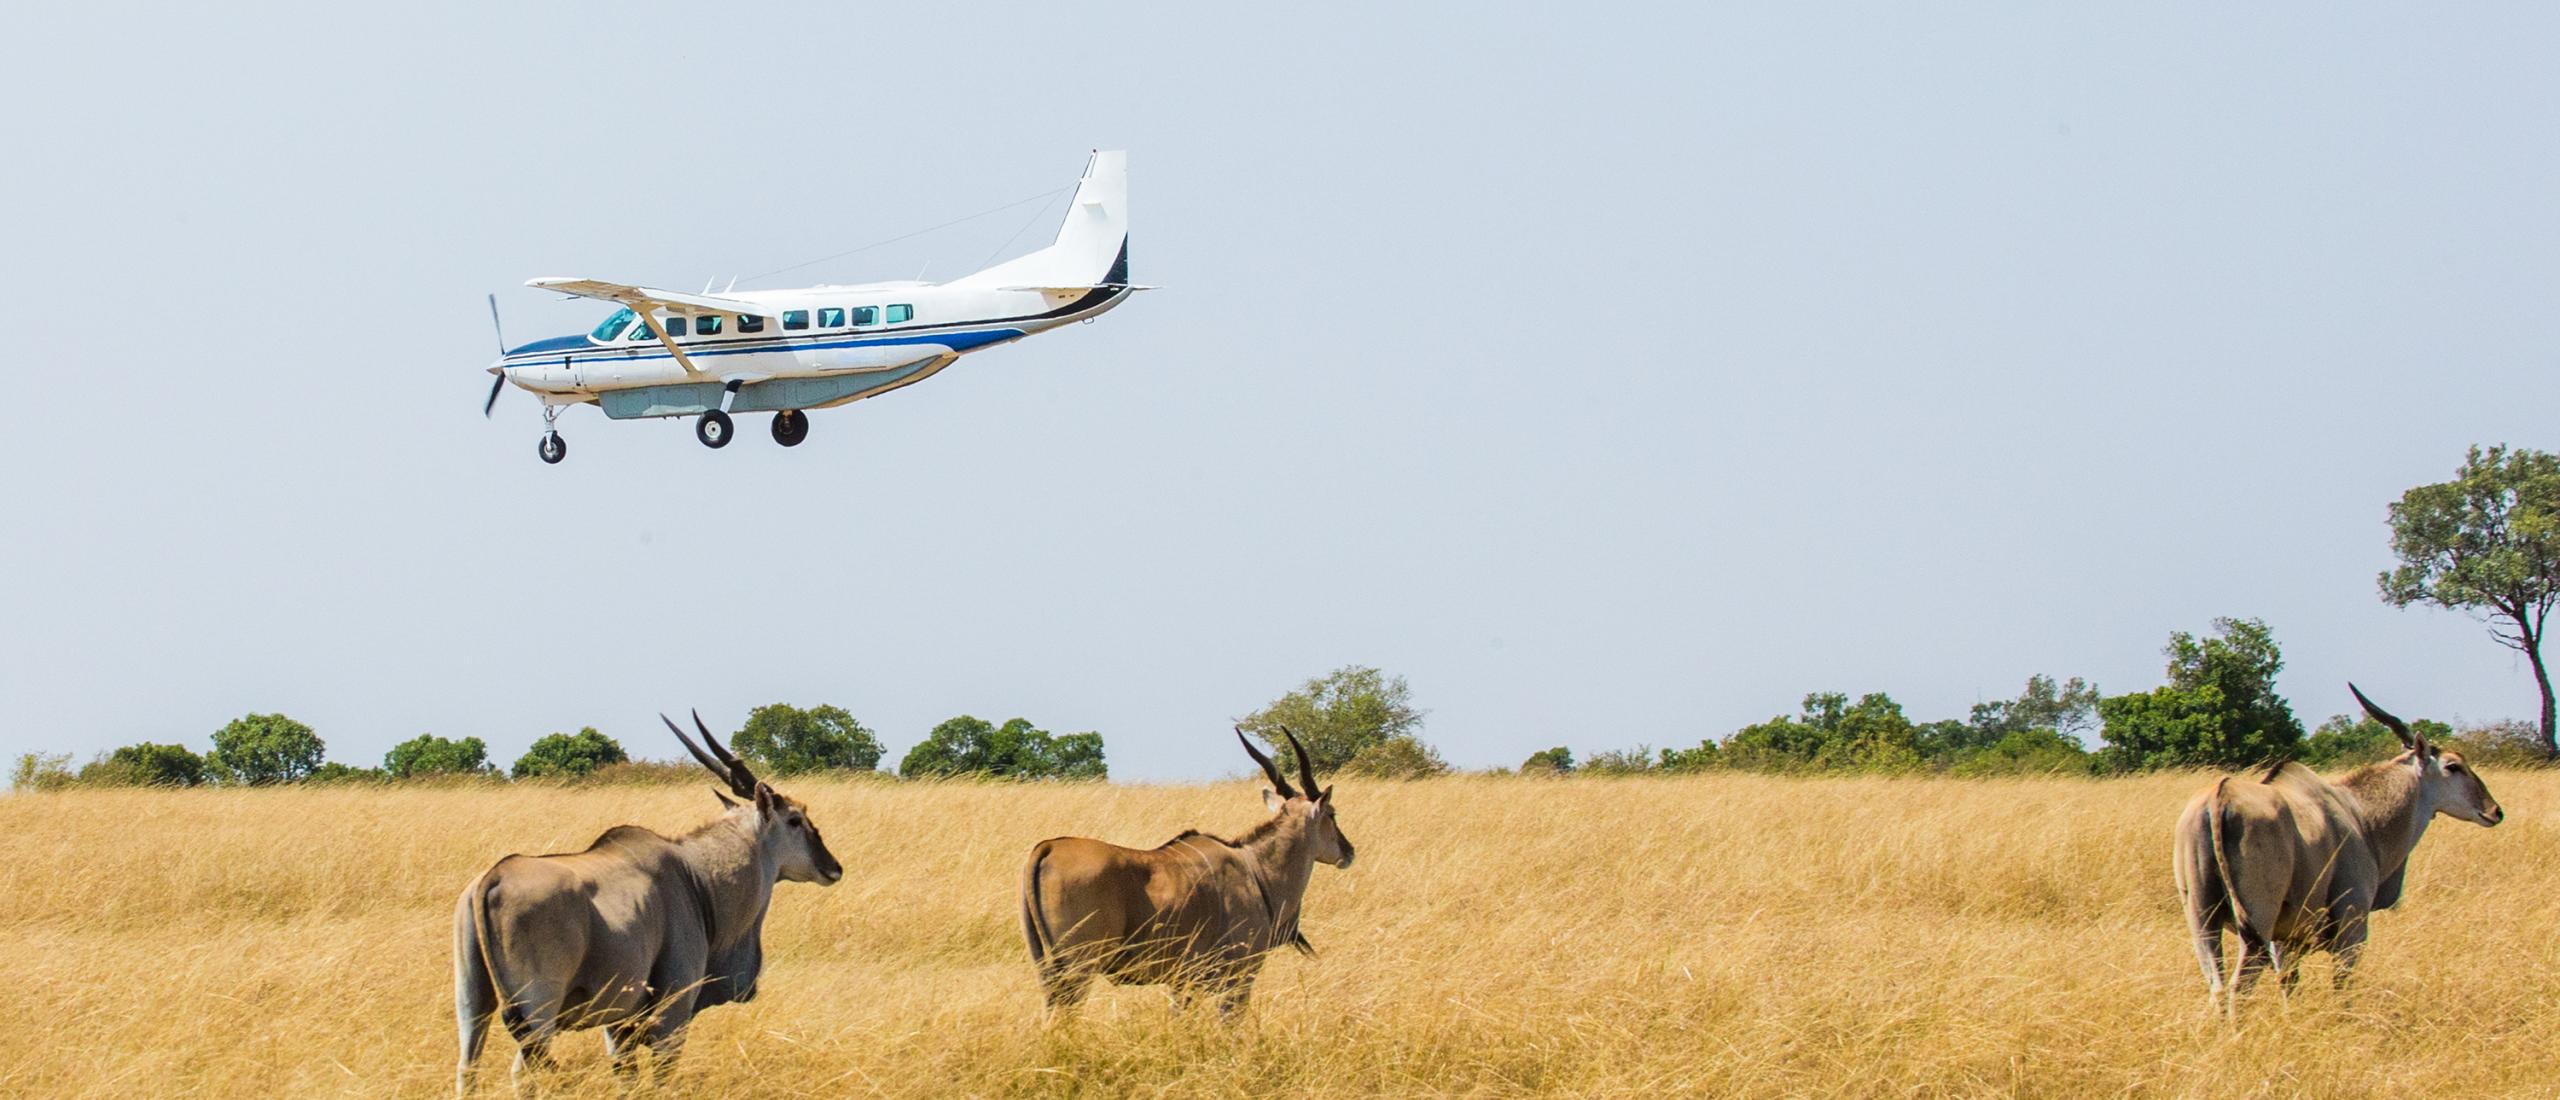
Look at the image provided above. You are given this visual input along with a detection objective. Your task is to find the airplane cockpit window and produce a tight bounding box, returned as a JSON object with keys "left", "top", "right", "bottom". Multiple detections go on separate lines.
{"left": 591, "top": 309, "right": 634, "bottom": 342}
{"left": 851, "top": 306, "right": 877, "bottom": 325}
{"left": 629, "top": 319, "right": 656, "bottom": 340}
{"left": 818, "top": 307, "right": 845, "bottom": 328}
{"left": 695, "top": 315, "right": 723, "bottom": 336}
{"left": 782, "top": 310, "right": 810, "bottom": 331}
{"left": 885, "top": 304, "right": 914, "bottom": 323}
{"left": 738, "top": 315, "right": 766, "bottom": 333}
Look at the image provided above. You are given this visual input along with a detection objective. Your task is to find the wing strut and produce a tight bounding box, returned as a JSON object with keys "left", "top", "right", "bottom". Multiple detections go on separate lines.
{"left": 638, "top": 308, "right": 705, "bottom": 377}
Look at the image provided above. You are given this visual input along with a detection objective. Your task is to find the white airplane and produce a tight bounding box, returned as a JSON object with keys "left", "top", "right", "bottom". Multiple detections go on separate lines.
{"left": 484, "top": 150, "right": 1140, "bottom": 463}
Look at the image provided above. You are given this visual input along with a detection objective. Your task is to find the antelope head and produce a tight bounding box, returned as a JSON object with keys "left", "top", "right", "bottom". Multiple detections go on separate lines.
{"left": 2352, "top": 683, "right": 2503, "bottom": 828}
{"left": 1237, "top": 726, "right": 1355, "bottom": 869}
{"left": 666, "top": 710, "right": 847, "bottom": 884}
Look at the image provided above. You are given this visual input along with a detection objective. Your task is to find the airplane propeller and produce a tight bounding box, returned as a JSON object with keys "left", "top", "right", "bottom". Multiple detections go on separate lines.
{"left": 484, "top": 293, "right": 508, "bottom": 418}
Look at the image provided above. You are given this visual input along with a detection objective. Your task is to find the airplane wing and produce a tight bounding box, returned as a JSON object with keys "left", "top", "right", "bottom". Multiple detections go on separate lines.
{"left": 995, "top": 283, "right": 1157, "bottom": 292}
{"left": 524, "top": 277, "right": 761, "bottom": 319}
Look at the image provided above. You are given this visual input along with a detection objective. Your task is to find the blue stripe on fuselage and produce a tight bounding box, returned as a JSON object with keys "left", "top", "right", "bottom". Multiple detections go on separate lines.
{"left": 500, "top": 326, "right": 1024, "bottom": 367}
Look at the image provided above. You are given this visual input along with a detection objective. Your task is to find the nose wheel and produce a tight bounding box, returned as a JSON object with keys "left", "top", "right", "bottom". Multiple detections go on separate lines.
{"left": 696, "top": 410, "right": 734, "bottom": 449}
{"left": 772, "top": 410, "right": 809, "bottom": 447}
{"left": 533, "top": 404, "right": 567, "bottom": 465}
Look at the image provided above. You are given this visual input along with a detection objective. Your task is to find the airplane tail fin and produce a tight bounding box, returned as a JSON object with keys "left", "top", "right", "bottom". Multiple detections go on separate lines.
{"left": 953, "top": 150, "right": 1129, "bottom": 290}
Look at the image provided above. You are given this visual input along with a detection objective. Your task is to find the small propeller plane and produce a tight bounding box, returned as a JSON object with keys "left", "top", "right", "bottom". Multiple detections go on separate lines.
{"left": 484, "top": 150, "right": 1141, "bottom": 463}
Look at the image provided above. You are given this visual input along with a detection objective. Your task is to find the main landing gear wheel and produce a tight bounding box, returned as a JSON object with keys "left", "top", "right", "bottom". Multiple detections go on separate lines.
{"left": 772, "top": 410, "right": 809, "bottom": 447}
{"left": 696, "top": 409, "right": 733, "bottom": 449}
{"left": 537, "top": 432, "right": 566, "bottom": 465}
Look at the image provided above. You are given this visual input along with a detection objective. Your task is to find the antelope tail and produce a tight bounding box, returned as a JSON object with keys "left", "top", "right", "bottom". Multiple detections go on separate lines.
{"left": 467, "top": 870, "right": 513, "bottom": 1021}
{"left": 2205, "top": 777, "right": 2256, "bottom": 935}
{"left": 1020, "top": 843, "right": 1058, "bottom": 968}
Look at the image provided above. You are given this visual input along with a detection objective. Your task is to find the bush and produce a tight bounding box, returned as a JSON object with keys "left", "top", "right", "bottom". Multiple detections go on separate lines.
{"left": 1946, "top": 729, "right": 2094, "bottom": 777}
{"left": 2445, "top": 719, "right": 2553, "bottom": 768}
{"left": 1341, "top": 733, "right": 1449, "bottom": 779}
{"left": 1579, "top": 747, "right": 1659, "bottom": 776}
{"left": 384, "top": 734, "right": 493, "bottom": 779}
{"left": 86, "top": 742, "right": 208, "bottom": 787}
{"left": 1659, "top": 740, "right": 1722, "bottom": 773}
{"left": 306, "top": 762, "right": 389, "bottom": 784}
{"left": 10, "top": 752, "right": 75, "bottom": 792}
{"left": 512, "top": 728, "right": 628, "bottom": 780}
{"left": 1521, "top": 747, "right": 1575, "bottom": 775}
{"left": 729, "top": 704, "right": 883, "bottom": 775}
{"left": 900, "top": 717, "right": 1107, "bottom": 780}
{"left": 1722, "top": 692, "right": 1923, "bottom": 773}
{"left": 208, "top": 714, "right": 326, "bottom": 785}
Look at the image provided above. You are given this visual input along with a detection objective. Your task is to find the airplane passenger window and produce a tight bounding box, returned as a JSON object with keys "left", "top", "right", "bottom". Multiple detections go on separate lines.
{"left": 738, "top": 315, "right": 766, "bottom": 333}
{"left": 818, "top": 307, "right": 845, "bottom": 328}
{"left": 851, "top": 306, "right": 877, "bottom": 325}
{"left": 695, "top": 316, "right": 723, "bottom": 336}
{"left": 591, "top": 309, "right": 634, "bottom": 342}
{"left": 783, "top": 310, "right": 810, "bottom": 331}
{"left": 885, "top": 304, "right": 913, "bottom": 323}
{"left": 666, "top": 317, "right": 688, "bottom": 337}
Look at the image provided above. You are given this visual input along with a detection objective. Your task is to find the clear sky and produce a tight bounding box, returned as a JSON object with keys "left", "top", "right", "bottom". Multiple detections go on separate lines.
{"left": 4, "top": 6, "right": 2556, "bottom": 781}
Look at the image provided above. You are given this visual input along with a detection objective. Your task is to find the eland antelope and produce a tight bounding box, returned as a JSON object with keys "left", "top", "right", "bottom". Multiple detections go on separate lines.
{"left": 1018, "top": 727, "right": 1353, "bottom": 1015}
{"left": 452, "top": 712, "right": 842, "bottom": 1093}
{"left": 2173, "top": 683, "right": 2501, "bottom": 1007}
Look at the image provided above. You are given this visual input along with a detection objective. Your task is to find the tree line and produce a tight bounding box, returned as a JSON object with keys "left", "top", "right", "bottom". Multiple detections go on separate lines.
{"left": 8, "top": 703, "right": 1111, "bottom": 790}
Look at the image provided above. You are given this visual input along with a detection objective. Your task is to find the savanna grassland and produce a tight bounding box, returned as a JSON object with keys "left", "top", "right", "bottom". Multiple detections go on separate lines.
{"left": 3, "top": 771, "right": 2556, "bottom": 1098}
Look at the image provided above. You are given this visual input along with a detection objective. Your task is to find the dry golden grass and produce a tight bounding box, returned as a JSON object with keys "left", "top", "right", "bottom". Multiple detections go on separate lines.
{"left": 2, "top": 770, "right": 2554, "bottom": 1098}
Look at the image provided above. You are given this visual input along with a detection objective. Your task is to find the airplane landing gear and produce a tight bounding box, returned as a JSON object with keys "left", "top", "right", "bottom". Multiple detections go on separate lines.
{"left": 536, "top": 405, "right": 567, "bottom": 464}
{"left": 772, "top": 410, "right": 809, "bottom": 447}
{"left": 696, "top": 409, "right": 733, "bottom": 449}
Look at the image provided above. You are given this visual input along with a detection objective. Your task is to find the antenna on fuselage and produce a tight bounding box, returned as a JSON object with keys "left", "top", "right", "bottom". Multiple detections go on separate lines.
{"left": 724, "top": 275, "right": 738, "bottom": 293}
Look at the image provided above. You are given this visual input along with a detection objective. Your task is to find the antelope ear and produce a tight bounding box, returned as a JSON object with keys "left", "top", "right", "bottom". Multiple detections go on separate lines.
{"left": 713, "top": 789, "right": 739, "bottom": 810}
{"left": 1263, "top": 788, "right": 1285, "bottom": 812}
{"left": 754, "top": 782, "right": 777, "bottom": 810}
{"left": 1319, "top": 785, "right": 1334, "bottom": 803}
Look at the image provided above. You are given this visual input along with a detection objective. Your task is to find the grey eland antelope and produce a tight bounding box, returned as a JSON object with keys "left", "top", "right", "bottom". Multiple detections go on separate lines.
{"left": 452, "top": 712, "right": 842, "bottom": 1093}
{"left": 2173, "top": 683, "right": 2501, "bottom": 1008}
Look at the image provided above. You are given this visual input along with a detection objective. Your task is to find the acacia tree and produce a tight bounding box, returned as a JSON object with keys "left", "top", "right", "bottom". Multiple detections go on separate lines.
{"left": 1236, "top": 665, "right": 1429, "bottom": 773}
{"left": 2380, "top": 445, "right": 2560, "bottom": 758}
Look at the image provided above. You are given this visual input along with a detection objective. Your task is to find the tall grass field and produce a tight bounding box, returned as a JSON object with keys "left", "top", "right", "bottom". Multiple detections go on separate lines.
{"left": 3, "top": 771, "right": 2553, "bottom": 1097}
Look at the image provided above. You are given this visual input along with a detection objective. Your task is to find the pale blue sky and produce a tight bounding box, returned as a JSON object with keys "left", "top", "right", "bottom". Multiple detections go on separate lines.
{"left": 4, "top": 6, "right": 2556, "bottom": 780}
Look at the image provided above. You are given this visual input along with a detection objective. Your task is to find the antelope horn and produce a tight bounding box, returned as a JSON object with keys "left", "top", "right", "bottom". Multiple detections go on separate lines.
{"left": 665, "top": 713, "right": 747, "bottom": 795}
{"left": 695, "top": 709, "right": 760, "bottom": 792}
{"left": 1282, "top": 726, "right": 1320, "bottom": 796}
{"left": 1235, "top": 726, "right": 1296, "bottom": 797}
{"left": 2349, "top": 682, "right": 2416, "bottom": 749}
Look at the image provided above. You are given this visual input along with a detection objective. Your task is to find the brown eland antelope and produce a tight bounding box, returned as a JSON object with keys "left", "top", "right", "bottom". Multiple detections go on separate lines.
{"left": 2173, "top": 683, "right": 2501, "bottom": 1007}
{"left": 452, "top": 712, "right": 842, "bottom": 1093}
{"left": 1018, "top": 726, "right": 1353, "bottom": 1015}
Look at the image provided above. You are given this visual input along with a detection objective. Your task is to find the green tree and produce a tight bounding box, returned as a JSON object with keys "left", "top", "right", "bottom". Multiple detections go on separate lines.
{"left": 88, "top": 742, "right": 208, "bottom": 786}
{"left": 728, "top": 703, "right": 883, "bottom": 775}
{"left": 2097, "top": 618, "right": 2303, "bottom": 770}
{"left": 899, "top": 717, "right": 1107, "bottom": 779}
{"left": 1723, "top": 692, "right": 1922, "bottom": 772}
{"left": 511, "top": 728, "right": 628, "bottom": 780}
{"left": 207, "top": 713, "right": 326, "bottom": 785}
{"left": 1236, "top": 665, "right": 1428, "bottom": 772}
{"left": 383, "top": 734, "right": 492, "bottom": 779}
{"left": 2380, "top": 444, "right": 2560, "bottom": 758}
{"left": 1342, "top": 734, "right": 1449, "bottom": 779}
{"left": 1521, "top": 746, "right": 1575, "bottom": 775}
{"left": 1658, "top": 739, "right": 1722, "bottom": 772}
